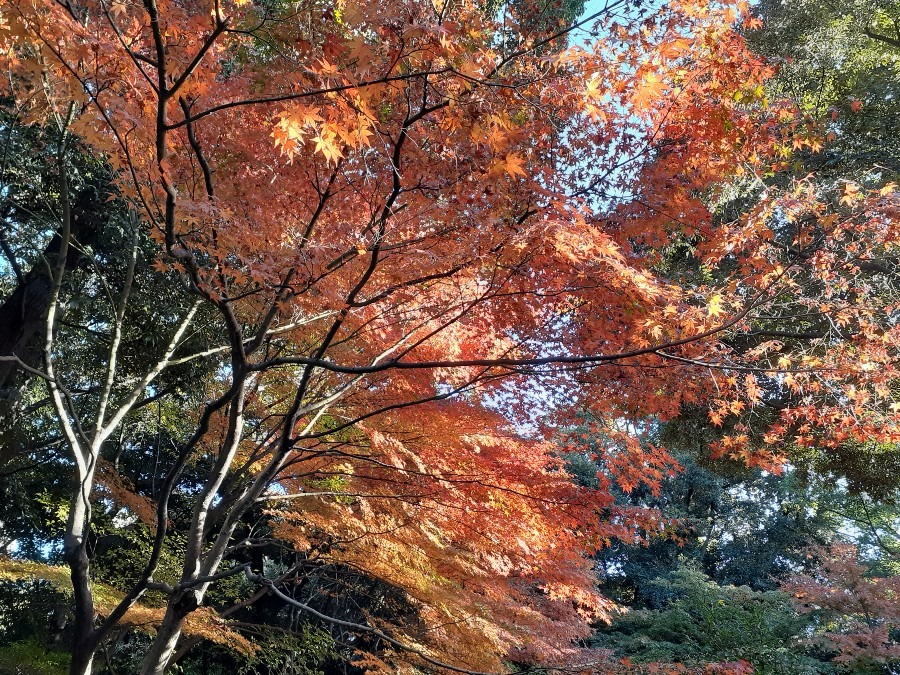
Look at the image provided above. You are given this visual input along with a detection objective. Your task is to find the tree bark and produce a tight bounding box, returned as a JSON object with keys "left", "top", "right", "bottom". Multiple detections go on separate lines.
{"left": 139, "top": 593, "right": 197, "bottom": 675}
{"left": 0, "top": 234, "right": 60, "bottom": 395}
{"left": 64, "top": 538, "right": 98, "bottom": 675}
{"left": 0, "top": 186, "right": 105, "bottom": 396}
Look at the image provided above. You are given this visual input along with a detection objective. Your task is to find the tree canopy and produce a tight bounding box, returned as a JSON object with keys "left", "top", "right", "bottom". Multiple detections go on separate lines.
{"left": 1, "top": 0, "right": 900, "bottom": 673}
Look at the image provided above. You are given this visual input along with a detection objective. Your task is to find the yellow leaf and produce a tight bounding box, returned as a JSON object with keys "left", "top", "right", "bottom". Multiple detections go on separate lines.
{"left": 312, "top": 130, "right": 344, "bottom": 164}
{"left": 840, "top": 182, "right": 860, "bottom": 206}
{"left": 707, "top": 293, "right": 725, "bottom": 318}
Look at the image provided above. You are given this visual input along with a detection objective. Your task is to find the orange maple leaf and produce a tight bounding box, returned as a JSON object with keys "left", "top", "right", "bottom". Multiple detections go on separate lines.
{"left": 504, "top": 152, "right": 528, "bottom": 178}
{"left": 632, "top": 71, "right": 667, "bottom": 110}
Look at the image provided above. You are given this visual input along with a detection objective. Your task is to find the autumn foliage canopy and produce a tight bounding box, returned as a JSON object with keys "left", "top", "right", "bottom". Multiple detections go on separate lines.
{"left": 1, "top": 0, "right": 899, "bottom": 672}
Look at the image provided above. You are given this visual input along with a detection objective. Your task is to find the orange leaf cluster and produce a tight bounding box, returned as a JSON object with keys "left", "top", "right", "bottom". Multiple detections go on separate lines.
{"left": 3, "top": 0, "right": 899, "bottom": 669}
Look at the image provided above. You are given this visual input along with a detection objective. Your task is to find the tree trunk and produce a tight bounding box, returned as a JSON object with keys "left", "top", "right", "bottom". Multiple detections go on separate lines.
{"left": 68, "top": 648, "right": 94, "bottom": 675}
{"left": 0, "top": 235, "right": 58, "bottom": 395}
{"left": 139, "top": 593, "right": 197, "bottom": 675}
{"left": 0, "top": 184, "right": 106, "bottom": 396}
{"left": 64, "top": 538, "right": 98, "bottom": 675}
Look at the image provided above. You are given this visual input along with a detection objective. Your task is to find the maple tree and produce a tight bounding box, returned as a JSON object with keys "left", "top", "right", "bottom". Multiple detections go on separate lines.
{"left": 785, "top": 544, "right": 900, "bottom": 671}
{"left": 595, "top": 1, "right": 900, "bottom": 667}
{"left": 1, "top": 0, "right": 900, "bottom": 672}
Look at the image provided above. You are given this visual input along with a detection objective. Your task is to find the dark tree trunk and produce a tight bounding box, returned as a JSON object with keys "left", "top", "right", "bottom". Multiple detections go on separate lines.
{"left": 0, "top": 184, "right": 107, "bottom": 396}
{"left": 65, "top": 539, "right": 98, "bottom": 675}
{"left": 0, "top": 234, "right": 59, "bottom": 394}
